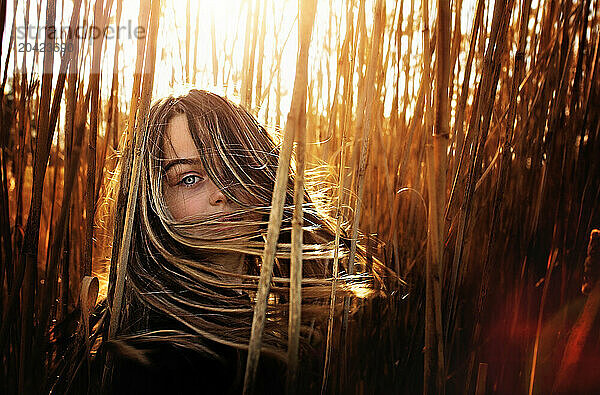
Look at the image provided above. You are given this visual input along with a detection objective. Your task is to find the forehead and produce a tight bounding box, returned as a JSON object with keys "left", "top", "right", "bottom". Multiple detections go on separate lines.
{"left": 163, "top": 113, "right": 199, "bottom": 160}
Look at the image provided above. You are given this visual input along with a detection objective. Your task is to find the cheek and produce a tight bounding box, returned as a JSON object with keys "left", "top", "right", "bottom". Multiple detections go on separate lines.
{"left": 164, "top": 187, "right": 208, "bottom": 220}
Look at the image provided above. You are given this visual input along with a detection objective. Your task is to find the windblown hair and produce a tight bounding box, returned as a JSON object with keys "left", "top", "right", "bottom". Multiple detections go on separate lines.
{"left": 113, "top": 89, "right": 388, "bottom": 367}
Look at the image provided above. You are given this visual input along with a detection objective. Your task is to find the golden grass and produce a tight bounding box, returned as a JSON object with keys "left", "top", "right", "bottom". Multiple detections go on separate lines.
{"left": 0, "top": 0, "right": 599, "bottom": 392}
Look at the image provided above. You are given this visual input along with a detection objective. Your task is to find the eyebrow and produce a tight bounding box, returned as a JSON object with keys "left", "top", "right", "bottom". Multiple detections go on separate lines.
{"left": 163, "top": 158, "right": 202, "bottom": 173}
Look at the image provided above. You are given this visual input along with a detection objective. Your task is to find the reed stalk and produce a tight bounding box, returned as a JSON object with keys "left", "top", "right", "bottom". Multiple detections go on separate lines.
{"left": 101, "top": 6, "right": 158, "bottom": 387}
{"left": 241, "top": 0, "right": 254, "bottom": 108}
{"left": 347, "top": 0, "right": 384, "bottom": 279}
{"left": 106, "top": 0, "right": 161, "bottom": 341}
{"left": 243, "top": 1, "right": 316, "bottom": 393}
{"left": 106, "top": 0, "right": 150, "bottom": 307}
{"left": 423, "top": 0, "right": 451, "bottom": 390}
{"left": 474, "top": 362, "right": 488, "bottom": 395}
{"left": 286, "top": 33, "right": 308, "bottom": 395}
{"left": 84, "top": 0, "right": 110, "bottom": 278}
{"left": 37, "top": 88, "right": 90, "bottom": 387}
{"left": 0, "top": 0, "right": 56, "bottom": 361}
{"left": 185, "top": 0, "right": 190, "bottom": 83}
{"left": 255, "top": 0, "right": 267, "bottom": 107}
{"left": 321, "top": 3, "right": 358, "bottom": 391}
{"left": 193, "top": 5, "right": 200, "bottom": 85}
{"left": 34, "top": 0, "right": 82, "bottom": 324}
{"left": 210, "top": 13, "right": 217, "bottom": 86}
{"left": 461, "top": 1, "right": 517, "bottom": 390}
{"left": 16, "top": 0, "right": 57, "bottom": 391}
{"left": 96, "top": 0, "right": 122, "bottom": 203}
{"left": 447, "top": 0, "right": 484, "bottom": 197}
{"left": 339, "top": 4, "right": 385, "bottom": 378}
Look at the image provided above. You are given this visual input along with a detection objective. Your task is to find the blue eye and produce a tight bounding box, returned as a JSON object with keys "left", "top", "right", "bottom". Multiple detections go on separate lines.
{"left": 179, "top": 174, "right": 203, "bottom": 187}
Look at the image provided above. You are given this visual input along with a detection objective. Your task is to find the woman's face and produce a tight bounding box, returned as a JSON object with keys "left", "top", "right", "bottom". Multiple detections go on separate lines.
{"left": 162, "top": 114, "right": 232, "bottom": 220}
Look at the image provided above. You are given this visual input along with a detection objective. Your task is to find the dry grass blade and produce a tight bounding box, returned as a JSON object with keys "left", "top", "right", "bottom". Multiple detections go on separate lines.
{"left": 84, "top": 0, "right": 113, "bottom": 278}
{"left": 347, "top": 0, "right": 384, "bottom": 278}
{"left": 528, "top": 249, "right": 557, "bottom": 394}
{"left": 255, "top": 0, "right": 267, "bottom": 108}
{"left": 339, "top": 2, "right": 385, "bottom": 382}
{"left": 446, "top": 0, "right": 485, "bottom": 217}
{"left": 101, "top": 4, "right": 157, "bottom": 384}
{"left": 126, "top": 0, "right": 150, "bottom": 141}
{"left": 421, "top": 0, "right": 435, "bottom": 391}
{"left": 243, "top": 1, "right": 317, "bottom": 393}
{"left": 106, "top": 0, "right": 150, "bottom": 308}
{"left": 34, "top": 0, "right": 84, "bottom": 358}
{"left": 37, "top": 89, "right": 90, "bottom": 364}
{"left": 286, "top": 32, "right": 308, "bottom": 395}
{"left": 474, "top": 363, "right": 488, "bottom": 395}
{"left": 95, "top": 0, "right": 123, "bottom": 203}
{"left": 423, "top": 0, "right": 451, "bottom": 390}
{"left": 462, "top": 1, "right": 517, "bottom": 390}
{"left": 321, "top": 3, "right": 357, "bottom": 392}
{"left": 108, "top": 0, "right": 159, "bottom": 331}
{"left": 0, "top": 0, "right": 57, "bottom": 369}
{"left": 105, "top": 0, "right": 161, "bottom": 348}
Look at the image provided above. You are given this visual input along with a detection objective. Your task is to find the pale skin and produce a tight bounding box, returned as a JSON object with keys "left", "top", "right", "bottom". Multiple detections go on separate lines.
{"left": 162, "top": 113, "right": 245, "bottom": 275}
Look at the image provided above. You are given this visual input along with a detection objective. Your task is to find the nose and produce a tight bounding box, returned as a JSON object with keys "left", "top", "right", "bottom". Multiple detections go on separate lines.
{"left": 209, "top": 187, "right": 228, "bottom": 207}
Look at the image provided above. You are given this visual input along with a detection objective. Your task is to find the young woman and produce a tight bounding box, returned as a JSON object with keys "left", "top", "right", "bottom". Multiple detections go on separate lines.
{"left": 55, "top": 89, "right": 394, "bottom": 394}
